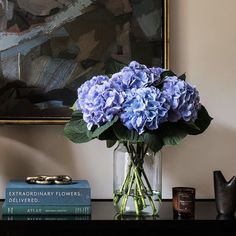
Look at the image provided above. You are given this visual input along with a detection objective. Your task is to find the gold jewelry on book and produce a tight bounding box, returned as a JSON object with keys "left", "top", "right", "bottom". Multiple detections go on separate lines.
{"left": 26, "top": 175, "right": 72, "bottom": 185}
{"left": 54, "top": 175, "right": 72, "bottom": 185}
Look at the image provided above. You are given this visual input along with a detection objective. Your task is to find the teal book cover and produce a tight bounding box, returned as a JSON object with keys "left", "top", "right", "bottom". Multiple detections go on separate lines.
{"left": 5, "top": 180, "right": 91, "bottom": 205}
{"left": 2, "top": 201, "right": 91, "bottom": 215}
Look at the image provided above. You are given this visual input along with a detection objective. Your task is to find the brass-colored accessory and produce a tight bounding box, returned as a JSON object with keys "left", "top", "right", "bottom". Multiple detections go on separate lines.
{"left": 26, "top": 175, "right": 72, "bottom": 185}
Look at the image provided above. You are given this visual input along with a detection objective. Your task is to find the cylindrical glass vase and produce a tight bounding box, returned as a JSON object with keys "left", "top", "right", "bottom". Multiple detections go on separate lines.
{"left": 113, "top": 142, "right": 162, "bottom": 216}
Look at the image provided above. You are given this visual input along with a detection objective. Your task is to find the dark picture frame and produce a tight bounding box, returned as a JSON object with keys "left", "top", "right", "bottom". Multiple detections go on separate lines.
{"left": 0, "top": 0, "right": 169, "bottom": 124}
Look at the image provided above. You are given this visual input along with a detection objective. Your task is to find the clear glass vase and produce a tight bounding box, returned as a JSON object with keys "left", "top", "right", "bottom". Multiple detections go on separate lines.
{"left": 113, "top": 141, "right": 162, "bottom": 216}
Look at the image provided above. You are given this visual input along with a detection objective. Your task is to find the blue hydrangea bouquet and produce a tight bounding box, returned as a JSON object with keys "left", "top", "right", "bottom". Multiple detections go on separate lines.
{"left": 64, "top": 61, "right": 212, "bottom": 216}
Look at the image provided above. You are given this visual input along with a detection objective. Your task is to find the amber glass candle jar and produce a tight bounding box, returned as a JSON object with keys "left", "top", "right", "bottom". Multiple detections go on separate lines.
{"left": 172, "top": 187, "right": 195, "bottom": 218}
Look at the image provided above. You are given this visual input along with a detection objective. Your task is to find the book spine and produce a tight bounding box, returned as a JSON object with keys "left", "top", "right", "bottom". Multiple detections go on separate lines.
{"left": 5, "top": 188, "right": 90, "bottom": 205}
{"left": 2, "top": 205, "right": 91, "bottom": 215}
{"left": 3, "top": 215, "right": 91, "bottom": 220}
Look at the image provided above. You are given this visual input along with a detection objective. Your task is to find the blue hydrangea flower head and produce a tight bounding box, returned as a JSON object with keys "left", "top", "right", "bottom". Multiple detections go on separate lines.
{"left": 163, "top": 76, "right": 201, "bottom": 122}
{"left": 111, "top": 61, "right": 166, "bottom": 92}
{"left": 149, "top": 67, "right": 166, "bottom": 85}
{"left": 75, "top": 61, "right": 202, "bottom": 134}
{"left": 120, "top": 86, "right": 170, "bottom": 134}
{"left": 111, "top": 64, "right": 149, "bottom": 91}
{"left": 76, "top": 75, "right": 109, "bottom": 111}
{"left": 76, "top": 75, "right": 124, "bottom": 130}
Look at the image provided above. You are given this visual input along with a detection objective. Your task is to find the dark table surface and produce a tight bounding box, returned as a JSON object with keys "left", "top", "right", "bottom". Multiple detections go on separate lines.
{"left": 0, "top": 200, "right": 235, "bottom": 235}
{"left": 0, "top": 199, "right": 231, "bottom": 220}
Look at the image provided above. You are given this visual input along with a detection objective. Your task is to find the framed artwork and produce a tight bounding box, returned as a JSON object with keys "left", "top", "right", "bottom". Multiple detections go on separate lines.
{"left": 0, "top": 0, "right": 169, "bottom": 124}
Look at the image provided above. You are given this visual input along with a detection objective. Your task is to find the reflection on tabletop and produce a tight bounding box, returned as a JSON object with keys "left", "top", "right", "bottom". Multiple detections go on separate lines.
{"left": 114, "top": 213, "right": 160, "bottom": 221}
{"left": 2, "top": 215, "right": 91, "bottom": 221}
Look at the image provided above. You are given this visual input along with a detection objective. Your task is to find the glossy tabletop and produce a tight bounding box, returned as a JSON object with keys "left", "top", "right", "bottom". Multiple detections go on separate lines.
{"left": 0, "top": 200, "right": 235, "bottom": 235}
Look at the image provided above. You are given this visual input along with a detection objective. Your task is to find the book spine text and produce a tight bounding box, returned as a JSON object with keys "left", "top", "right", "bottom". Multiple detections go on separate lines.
{"left": 2, "top": 205, "right": 91, "bottom": 215}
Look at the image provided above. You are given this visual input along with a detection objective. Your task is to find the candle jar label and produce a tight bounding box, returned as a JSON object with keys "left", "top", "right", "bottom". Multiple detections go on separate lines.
{"left": 178, "top": 193, "right": 194, "bottom": 213}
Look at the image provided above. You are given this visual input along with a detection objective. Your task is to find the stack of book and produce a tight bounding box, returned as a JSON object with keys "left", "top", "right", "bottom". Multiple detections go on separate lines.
{"left": 2, "top": 179, "right": 91, "bottom": 217}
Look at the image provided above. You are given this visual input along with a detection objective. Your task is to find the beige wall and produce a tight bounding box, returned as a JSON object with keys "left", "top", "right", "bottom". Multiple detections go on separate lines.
{"left": 1, "top": 0, "right": 236, "bottom": 199}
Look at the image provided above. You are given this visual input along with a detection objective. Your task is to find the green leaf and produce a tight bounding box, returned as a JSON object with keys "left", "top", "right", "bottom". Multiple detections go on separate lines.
{"left": 64, "top": 121, "right": 91, "bottom": 143}
{"left": 106, "top": 140, "right": 117, "bottom": 148}
{"left": 167, "top": 106, "right": 212, "bottom": 136}
{"left": 178, "top": 73, "right": 186, "bottom": 81}
{"left": 142, "top": 132, "right": 163, "bottom": 153}
{"left": 105, "top": 58, "right": 126, "bottom": 75}
{"left": 88, "top": 116, "right": 119, "bottom": 139}
{"left": 160, "top": 70, "right": 177, "bottom": 80}
{"left": 113, "top": 122, "right": 141, "bottom": 142}
{"left": 71, "top": 102, "right": 77, "bottom": 112}
{"left": 176, "top": 120, "right": 201, "bottom": 135}
{"left": 189, "top": 105, "right": 213, "bottom": 135}
{"left": 97, "top": 127, "right": 117, "bottom": 141}
{"left": 70, "top": 111, "right": 83, "bottom": 119}
{"left": 68, "top": 111, "right": 88, "bottom": 132}
{"left": 113, "top": 122, "right": 163, "bottom": 152}
{"left": 63, "top": 112, "right": 92, "bottom": 143}
{"left": 159, "top": 123, "right": 188, "bottom": 146}
{"left": 162, "top": 129, "right": 187, "bottom": 146}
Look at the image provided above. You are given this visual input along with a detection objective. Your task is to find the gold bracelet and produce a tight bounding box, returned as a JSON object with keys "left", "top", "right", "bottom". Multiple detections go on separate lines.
{"left": 26, "top": 175, "right": 72, "bottom": 185}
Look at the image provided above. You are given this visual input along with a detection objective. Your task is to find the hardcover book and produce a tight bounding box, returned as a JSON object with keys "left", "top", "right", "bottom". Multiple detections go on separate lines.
{"left": 2, "top": 202, "right": 91, "bottom": 215}
{"left": 2, "top": 215, "right": 91, "bottom": 220}
{"left": 5, "top": 180, "right": 91, "bottom": 205}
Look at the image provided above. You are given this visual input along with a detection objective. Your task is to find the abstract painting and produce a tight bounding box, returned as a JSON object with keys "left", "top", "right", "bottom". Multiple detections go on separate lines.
{"left": 0, "top": 0, "right": 169, "bottom": 123}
